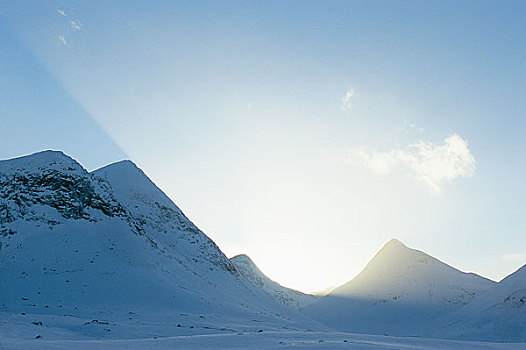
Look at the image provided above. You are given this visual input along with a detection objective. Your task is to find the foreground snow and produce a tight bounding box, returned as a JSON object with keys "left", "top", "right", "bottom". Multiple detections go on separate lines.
{"left": 1, "top": 312, "right": 525, "bottom": 350}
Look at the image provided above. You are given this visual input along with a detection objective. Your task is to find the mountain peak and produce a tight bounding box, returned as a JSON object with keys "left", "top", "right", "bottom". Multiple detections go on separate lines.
{"left": 2, "top": 149, "right": 70, "bottom": 162}
{"left": 93, "top": 159, "right": 147, "bottom": 182}
{"left": 28, "top": 149, "right": 67, "bottom": 157}
{"left": 230, "top": 254, "right": 260, "bottom": 274}
{"left": 383, "top": 238, "right": 406, "bottom": 248}
{"left": 93, "top": 158, "right": 183, "bottom": 215}
{"left": 366, "top": 238, "right": 436, "bottom": 272}
{"left": 92, "top": 159, "right": 141, "bottom": 175}
{"left": 0, "top": 150, "right": 84, "bottom": 173}
{"left": 376, "top": 238, "right": 411, "bottom": 257}
{"left": 104, "top": 159, "right": 138, "bottom": 168}
{"left": 231, "top": 254, "right": 252, "bottom": 263}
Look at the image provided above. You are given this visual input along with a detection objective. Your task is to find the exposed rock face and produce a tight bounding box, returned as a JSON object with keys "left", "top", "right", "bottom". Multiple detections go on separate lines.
{"left": 0, "top": 153, "right": 126, "bottom": 236}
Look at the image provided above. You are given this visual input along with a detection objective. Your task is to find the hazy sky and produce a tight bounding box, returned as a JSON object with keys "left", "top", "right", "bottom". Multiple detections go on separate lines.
{"left": 1, "top": 1, "right": 525, "bottom": 292}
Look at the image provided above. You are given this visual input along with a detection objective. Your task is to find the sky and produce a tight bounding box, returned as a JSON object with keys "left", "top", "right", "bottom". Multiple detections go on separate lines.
{"left": 1, "top": 1, "right": 525, "bottom": 293}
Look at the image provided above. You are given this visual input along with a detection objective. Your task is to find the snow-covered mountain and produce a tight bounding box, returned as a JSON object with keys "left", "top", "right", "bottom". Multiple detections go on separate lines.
{"left": 435, "top": 264, "right": 526, "bottom": 341}
{"left": 230, "top": 254, "right": 318, "bottom": 309}
{"left": 0, "top": 150, "right": 315, "bottom": 340}
{"left": 303, "top": 239, "right": 496, "bottom": 336}
{"left": 1, "top": 150, "right": 525, "bottom": 344}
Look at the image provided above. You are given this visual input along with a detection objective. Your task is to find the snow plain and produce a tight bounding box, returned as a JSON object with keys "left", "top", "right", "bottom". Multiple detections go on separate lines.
{"left": 1, "top": 312, "right": 525, "bottom": 350}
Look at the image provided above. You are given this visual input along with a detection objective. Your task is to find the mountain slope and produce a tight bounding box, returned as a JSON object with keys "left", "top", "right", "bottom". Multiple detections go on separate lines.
{"left": 230, "top": 254, "right": 318, "bottom": 309}
{"left": 0, "top": 151, "right": 315, "bottom": 339}
{"left": 93, "top": 160, "right": 237, "bottom": 275}
{"left": 303, "top": 239, "right": 496, "bottom": 336}
{"left": 435, "top": 264, "right": 526, "bottom": 341}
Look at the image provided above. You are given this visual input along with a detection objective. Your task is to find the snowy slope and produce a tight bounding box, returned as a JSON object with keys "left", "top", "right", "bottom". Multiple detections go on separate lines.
{"left": 230, "top": 254, "right": 318, "bottom": 309}
{"left": 303, "top": 239, "right": 496, "bottom": 336}
{"left": 434, "top": 264, "right": 526, "bottom": 342}
{"left": 0, "top": 151, "right": 317, "bottom": 341}
{"left": 94, "top": 160, "right": 238, "bottom": 277}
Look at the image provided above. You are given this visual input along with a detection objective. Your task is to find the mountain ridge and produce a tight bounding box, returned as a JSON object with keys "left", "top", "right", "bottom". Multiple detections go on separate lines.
{"left": 0, "top": 150, "right": 316, "bottom": 340}
{"left": 304, "top": 238, "right": 496, "bottom": 336}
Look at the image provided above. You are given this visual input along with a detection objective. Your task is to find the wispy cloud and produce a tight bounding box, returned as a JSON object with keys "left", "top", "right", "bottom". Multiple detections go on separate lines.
{"left": 340, "top": 89, "right": 355, "bottom": 112}
{"left": 56, "top": 9, "right": 82, "bottom": 47}
{"left": 58, "top": 35, "right": 68, "bottom": 45}
{"left": 349, "top": 134, "right": 475, "bottom": 194}
{"left": 70, "top": 20, "right": 82, "bottom": 31}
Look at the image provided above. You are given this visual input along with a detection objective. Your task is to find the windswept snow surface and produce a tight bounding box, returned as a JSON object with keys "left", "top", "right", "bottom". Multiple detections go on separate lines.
{"left": 231, "top": 254, "right": 318, "bottom": 309}
{"left": 303, "top": 239, "right": 496, "bottom": 336}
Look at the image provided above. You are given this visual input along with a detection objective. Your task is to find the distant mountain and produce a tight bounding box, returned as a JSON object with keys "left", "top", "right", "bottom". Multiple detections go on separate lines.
{"left": 435, "top": 264, "right": 526, "bottom": 342}
{"left": 0, "top": 150, "right": 314, "bottom": 339}
{"left": 303, "top": 239, "right": 496, "bottom": 336}
{"left": 310, "top": 286, "right": 336, "bottom": 297}
{"left": 230, "top": 254, "right": 318, "bottom": 309}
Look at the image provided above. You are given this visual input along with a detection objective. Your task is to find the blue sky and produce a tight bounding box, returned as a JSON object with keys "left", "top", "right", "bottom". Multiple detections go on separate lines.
{"left": 1, "top": 1, "right": 525, "bottom": 292}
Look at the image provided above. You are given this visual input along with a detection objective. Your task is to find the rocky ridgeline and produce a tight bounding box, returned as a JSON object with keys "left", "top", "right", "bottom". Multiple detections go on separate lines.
{"left": 0, "top": 160, "right": 125, "bottom": 238}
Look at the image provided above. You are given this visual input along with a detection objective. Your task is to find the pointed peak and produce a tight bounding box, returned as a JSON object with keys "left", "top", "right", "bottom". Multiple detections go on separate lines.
{"left": 110, "top": 159, "right": 138, "bottom": 167}
{"left": 231, "top": 254, "right": 254, "bottom": 264}
{"left": 230, "top": 254, "right": 263, "bottom": 273}
{"left": 92, "top": 157, "right": 181, "bottom": 212}
{"left": 92, "top": 159, "right": 146, "bottom": 180}
{"left": 366, "top": 238, "right": 425, "bottom": 264}
{"left": 94, "top": 159, "right": 138, "bottom": 171}
{"left": 382, "top": 238, "right": 407, "bottom": 250}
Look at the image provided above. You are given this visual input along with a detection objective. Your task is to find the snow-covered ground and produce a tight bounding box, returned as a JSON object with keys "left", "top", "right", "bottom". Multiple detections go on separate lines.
{"left": 1, "top": 312, "right": 524, "bottom": 350}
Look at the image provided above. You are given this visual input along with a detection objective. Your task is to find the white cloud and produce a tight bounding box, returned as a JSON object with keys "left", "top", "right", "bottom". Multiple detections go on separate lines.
{"left": 340, "top": 89, "right": 355, "bottom": 112}
{"left": 57, "top": 8, "right": 67, "bottom": 17}
{"left": 70, "top": 20, "right": 82, "bottom": 31}
{"left": 349, "top": 134, "right": 476, "bottom": 194}
{"left": 58, "top": 35, "right": 68, "bottom": 45}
